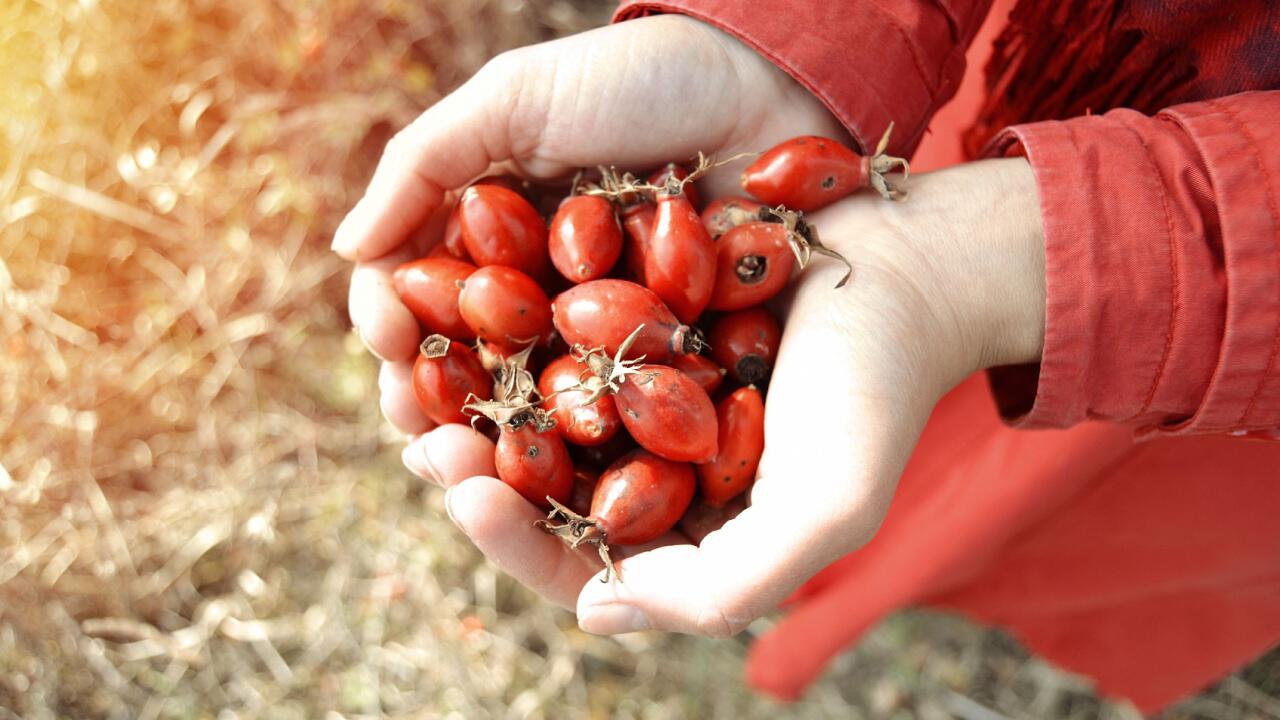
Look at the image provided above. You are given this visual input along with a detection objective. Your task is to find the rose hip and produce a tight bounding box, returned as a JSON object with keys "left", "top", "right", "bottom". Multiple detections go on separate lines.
{"left": 701, "top": 195, "right": 764, "bottom": 240}
{"left": 538, "top": 354, "right": 622, "bottom": 447}
{"left": 411, "top": 335, "right": 492, "bottom": 425}
{"left": 457, "top": 184, "right": 551, "bottom": 279}
{"left": 552, "top": 279, "right": 702, "bottom": 362}
{"left": 643, "top": 187, "right": 716, "bottom": 323}
{"left": 740, "top": 126, "right": 909, "bottom": 210}
{"left": 612, "top": 363, "right": 717, "bottom": 463}
{"left": 495, "top": 422, "right": 573, "bottom": 509}
{"left": 707, "top": 222, "right": 794, "bottom": 311}
{"left": 672, "top": 353, "right": 726, "bottom": 395}
{"left": 458, "top": 265, "right": 553, "bottom": 349}
{"left": 538, "top": 449, "right": 696, "bottom": 579}
{"left": 621, "top": 202, "right": 656, "bottom": 284}
{"left": 393, "top": 257, "right": 476, "bottom": 339}
{"left": 708, "top": 307, "right": 782, "bottom": 385}
{"left": 548, "top": 195, "right": 623, "bottom": 283}
{"left": 696, "top": 386, "right": 765, "bottom": 507}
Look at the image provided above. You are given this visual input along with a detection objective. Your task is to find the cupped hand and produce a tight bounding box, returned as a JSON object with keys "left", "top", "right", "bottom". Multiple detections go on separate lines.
{"left": 335, "top": 9, "right": 1048, "bottom": 638}
{"left": 337, "top": 13, "right": 848, "bottom": 413}
{"left": 398, "top": 158, "right": 1047, "bottom": 636}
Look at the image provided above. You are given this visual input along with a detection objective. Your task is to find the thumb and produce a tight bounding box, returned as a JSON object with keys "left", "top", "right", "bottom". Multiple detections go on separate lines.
{"left": 331, "top": 47, "right": 555, "bottom": 261}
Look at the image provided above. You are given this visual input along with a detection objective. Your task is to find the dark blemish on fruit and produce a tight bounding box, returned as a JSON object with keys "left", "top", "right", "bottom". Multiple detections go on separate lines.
{"left": 527, "top": 445, "right": 539, "bottom": 458}
{"left": 821, "top": 176, "right": 836, "bottom": 189}
{"left": 625, "top": 408, "right": 639, "bottom": 420}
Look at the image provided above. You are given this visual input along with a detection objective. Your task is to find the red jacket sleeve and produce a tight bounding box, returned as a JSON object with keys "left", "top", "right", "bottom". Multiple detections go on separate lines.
{"left": 985, "top": 91, "right": 1280, "bottom": 438}
{"left": 613, "top": 0, "right": 993, "bottom": 157}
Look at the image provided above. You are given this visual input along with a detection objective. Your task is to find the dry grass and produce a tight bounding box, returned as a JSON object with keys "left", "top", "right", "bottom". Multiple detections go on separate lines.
{"left": 0, "top": 1, "right": 1276, "bottom": 718}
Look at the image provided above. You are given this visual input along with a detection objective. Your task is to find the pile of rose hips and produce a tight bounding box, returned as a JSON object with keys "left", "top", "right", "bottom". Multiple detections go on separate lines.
{"left": 395, "top": 127, "right": 907, "bottom": 578}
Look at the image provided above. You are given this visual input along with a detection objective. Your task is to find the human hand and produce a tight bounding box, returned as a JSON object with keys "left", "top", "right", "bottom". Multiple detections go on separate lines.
{"left": 398, "top": 158, "right": 1047, "bottom": 636}
{"left": 334, "top": 14, "right": 849, "bottom": 440}
{"left": 334, "top": 9, "right": 1048, "bottom": 636}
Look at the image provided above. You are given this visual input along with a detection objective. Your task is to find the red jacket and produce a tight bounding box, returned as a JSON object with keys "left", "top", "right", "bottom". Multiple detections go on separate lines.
{"left": 617, "top": 0, "right": 1280, "bottom": 712}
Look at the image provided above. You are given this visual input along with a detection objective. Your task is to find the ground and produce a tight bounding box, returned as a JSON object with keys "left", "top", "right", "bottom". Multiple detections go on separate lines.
{"left": 0, "top": 1, "right": 1276, "bottom": 718}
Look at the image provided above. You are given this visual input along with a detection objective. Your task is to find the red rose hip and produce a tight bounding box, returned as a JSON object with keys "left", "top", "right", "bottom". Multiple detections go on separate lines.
{"left": 457, "top": 184, "right": 550, "bottom": 279}
{"left": 696, "top": 386, "right": 765, "bottom": 507}
{"left": 643, "top": 187, "right": 716, "bottom": 323}
{"left": 707, "top": 222, "right": 794, "bottom": 311}
{"left": 552, "top": 279, "right": 702, "bottom": 362}
{"left": 459, "top": 265, "right": 553, "bottom": 349}
{"left": 708, "top": 308, "right": 781, "bottom": 385}
{"left": 393, "top": 257, "right": 476, "bottom": 339}
{"left": 549, "top": 195, "right": 623, "bottom": 283}
{"left": 495, "top": 422, "right": 574, "bottom": 509}
{"left": 411, "top": 335, "right": 492, "bottom": 425}
{"left": 538, "top": 354, "right": 622, "bottom": 446}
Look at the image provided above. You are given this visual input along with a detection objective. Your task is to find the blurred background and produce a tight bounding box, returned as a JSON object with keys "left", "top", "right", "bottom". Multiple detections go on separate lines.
{"left": 1, "top": 0, "right": 1277, "bottom": 718}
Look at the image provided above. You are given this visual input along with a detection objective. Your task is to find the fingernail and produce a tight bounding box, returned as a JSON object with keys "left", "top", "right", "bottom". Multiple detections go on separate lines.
{"left": 443, "top": 488, "right": 462, "bottom": 529}
{"left": 579, "top": 604, "right": 650, "bottom": 635}
{"left": 401, "top": 441, "right": 442, "bottom": 486}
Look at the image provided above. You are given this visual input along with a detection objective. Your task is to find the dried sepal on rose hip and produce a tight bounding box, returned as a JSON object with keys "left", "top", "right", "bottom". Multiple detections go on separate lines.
{"left": 464, "top": 375, "right": 574, "bottom": 510}
{"left": 740, "top": 123, "right": 910, "bottom": 209}
{"left": 536, "top": 448, "right": 696, "bottom": 582}
{"left": 571, "top": 325, "right": 718, "bottom": 463}
{"left": 757, "top": 204, "right": 854, "bottom": 289}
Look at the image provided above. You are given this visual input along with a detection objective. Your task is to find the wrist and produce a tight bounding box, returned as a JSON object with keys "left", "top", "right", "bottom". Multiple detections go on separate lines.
{"left": 884, "top": 158, "right": 1047, "bottom": 373}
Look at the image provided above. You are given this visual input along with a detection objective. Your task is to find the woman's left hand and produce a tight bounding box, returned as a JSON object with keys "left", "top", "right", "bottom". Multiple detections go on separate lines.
{"left": 406, "top": 158, "right": 1047, "bottom": 637}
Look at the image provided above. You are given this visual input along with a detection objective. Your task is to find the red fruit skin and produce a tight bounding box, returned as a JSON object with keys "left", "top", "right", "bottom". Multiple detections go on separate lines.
{"left": 411, "top": 340, "right": 492, "bottom": 425}
{"left": 591, "top": 449, "right": 696, "bottom": 545}
{"left": 441, "top": 207, "right": 470, "bottom": 260}
{"left": 393, "top": 257, "right": 476, "bottom": 339}
{"left": 457, "top": 185, "right": 550, "bottom": 279}
{"left": 458, "top": 265, "right": 553, "bottom": 349}
{"left": 708, "top": 307, "right": 782, "bottom": 385}
{"left": 495, "top": 425, "right": 573, "bottom": 509}
{"left": 696, "top": 386, "right": 765, "bottom": 508}
{"left": 741, "top": 135, "right": 867, "bottom": 212}
{"left": 552, "top": 279, "right": 697, "bottom": 362}
{"left": 568, "top": 466, "right": 599, "bottom": 516}
{"left": 538, "top": 354, "right": 622, "bottom": 447}
{"left": 643, "top": 191, "right": 716, "bottom": 324}
{"left": 548, "top": 195, "right": 623, "bottom": 283}
{"left": 707, "top": 222, "right": 795, "bottom": 311}
{"left": 621, "top": 202, "right": 656, "bottom": 284}
{"left": 615, "top": 364, "right": 717, "bottom": 463}
{"left": 701, "top": 195, "right": 765, "bottom": 240}
{"left": 672, "top": 353, "right": 726, "bottom": 395}
{"left": 647, "top": 163, "right": 701, "bottom": 210}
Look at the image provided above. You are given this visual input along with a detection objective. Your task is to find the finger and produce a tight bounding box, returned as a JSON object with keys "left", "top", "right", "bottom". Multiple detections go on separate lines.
{"left": 379, "top": 361, "right": 433, "bottom": 435}
{"left": 403, "top": 424, "right": 497, "bottom": 487}
{"left": 576, "top": 299, "right": 903, "bottom": 638}
{"left": 574, "top": 495, "right": 866, "bottom": 637}
{"left": 445, "top": 476, "right": 599, "bottom": 610}
{"left": 332, "top": 53, "right": 533, "bottom": 261}
{"left": 348, "top": 253, "right": 420, "bottom": 362}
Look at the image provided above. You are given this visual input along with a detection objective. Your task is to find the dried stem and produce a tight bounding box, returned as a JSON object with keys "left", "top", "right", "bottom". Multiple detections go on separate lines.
{"left": 759, "top": 206, "right": 854, "bottom": 288}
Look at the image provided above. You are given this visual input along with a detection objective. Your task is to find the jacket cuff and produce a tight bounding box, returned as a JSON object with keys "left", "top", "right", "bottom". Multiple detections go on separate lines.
{"left": 985, "top": 94, "right": 1280, "bottom": 437}
{"left": 613, "top": 0, "right": 969, "bottom": 157}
